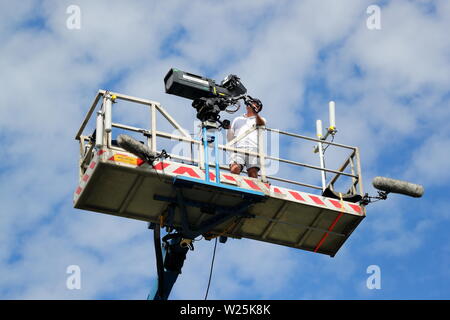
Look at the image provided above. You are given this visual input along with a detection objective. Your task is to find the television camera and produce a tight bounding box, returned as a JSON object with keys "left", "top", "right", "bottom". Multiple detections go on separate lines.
{"left": 164, "top": 68, "right": 262, "bottom": 128}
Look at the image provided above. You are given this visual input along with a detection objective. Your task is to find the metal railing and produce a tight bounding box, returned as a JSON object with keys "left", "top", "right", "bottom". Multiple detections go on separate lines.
{"left": 76, "top": 90, "right": 364, "bottom": 197}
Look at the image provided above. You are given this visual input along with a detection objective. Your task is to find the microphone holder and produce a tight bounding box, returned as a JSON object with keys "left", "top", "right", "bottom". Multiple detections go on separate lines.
{"left": 360, "top": 191, "right": 389, "bottom": 206}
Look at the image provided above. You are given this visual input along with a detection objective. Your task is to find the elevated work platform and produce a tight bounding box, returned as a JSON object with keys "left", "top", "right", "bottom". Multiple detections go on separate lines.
{"left": 74, "top": 147, "right": 365, "bottom": 257}
{"left": 74, "top": 90, "right": 366, "bottom": 257}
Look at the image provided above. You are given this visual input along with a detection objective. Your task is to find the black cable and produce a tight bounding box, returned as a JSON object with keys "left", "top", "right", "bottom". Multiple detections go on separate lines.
{"left": 204, "top": 237, "right": 218, "bottom": 300}
{"left": 153, "top": 160, "right": 163, "bottom": 183}
{"left": 153, "top": 224, "right": 164, "bottom": 299}
{"left": 191, "top": 133, "right": 194, "bottom": 164}
{"left": 152, "top": 150, "right": 170, "bottom": 183}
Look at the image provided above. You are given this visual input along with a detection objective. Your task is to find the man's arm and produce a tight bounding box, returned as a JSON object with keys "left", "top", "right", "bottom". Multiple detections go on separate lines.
{"left": 255, "top": 113, "right": 266, "bottom": 126}
{"left": 227, "top": 119, "right": 236, "bottom": 141}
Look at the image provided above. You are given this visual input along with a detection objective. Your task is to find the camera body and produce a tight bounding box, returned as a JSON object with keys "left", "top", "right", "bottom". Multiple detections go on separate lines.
{"left": 164, "top": 68, "right": 247, "bottom": 100}
{"left": 164, "top": 68, "right": 247, "bottom": 124}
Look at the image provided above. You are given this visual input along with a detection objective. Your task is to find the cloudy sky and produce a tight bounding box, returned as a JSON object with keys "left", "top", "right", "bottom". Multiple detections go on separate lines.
{"left": 1, "top": 0, "right": 449, "bottom": 299}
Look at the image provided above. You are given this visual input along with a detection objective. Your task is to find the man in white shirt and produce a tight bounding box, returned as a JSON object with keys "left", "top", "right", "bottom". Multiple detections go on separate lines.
{"left": 226, "top": 98, "right": 266, "bottom": 178}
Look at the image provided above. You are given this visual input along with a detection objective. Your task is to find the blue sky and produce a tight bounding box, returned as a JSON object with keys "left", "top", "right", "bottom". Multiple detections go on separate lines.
{"left": 1, "top": 0, "right": 449, "bottom": 299}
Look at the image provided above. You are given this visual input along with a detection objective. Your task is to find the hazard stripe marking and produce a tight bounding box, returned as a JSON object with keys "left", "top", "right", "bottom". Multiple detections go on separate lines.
{"left": 173, "top": 166, "right": 201, "bottom": 178}
{"left": 274, "top": 187, "right": 283, "bottom": 194}
{"left": 328, "top": 199, "right": 343, "bottom": 209}
{"left": 244, "top": 179, "right": 262, "bottom": 191}
{"left": 288, "top": 191, "right": 305, "bottom": 201}
{"left": 153, "top": 162, "right": 170, "bottom": 170}
{"left": 309, "top": 195, "right": 325, "bottom": 205}
{"left": 348, "top": 203, "right": 362, "bottom": 214}
{"left": 222, "top": 174, "right": 236, "bottom": 182}
{"left": 81, "top": 151, "right": 365, "bottom": 218}
{"left": 203, "top": 171, "right": 216, "bottom": 181}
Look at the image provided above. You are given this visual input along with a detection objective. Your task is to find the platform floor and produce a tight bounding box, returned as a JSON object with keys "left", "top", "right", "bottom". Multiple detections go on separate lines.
{"left": 74, "top": 148, "right": 365, "bottom": 256}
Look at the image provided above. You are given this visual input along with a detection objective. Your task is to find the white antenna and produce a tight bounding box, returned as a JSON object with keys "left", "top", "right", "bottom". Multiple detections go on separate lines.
{"left": 95, "top": 110, "right": 104, "bottom": 148}
{"left": 314, "top": 100, "right": 338, "bottom": 191}
{"left": 314, "top": 100, "right": 337, "bottom": 153}
{"left": 104, "top": 94, "right": 113, "bottom": 133}
{"left": 329, "top": 101, "right": 336, "bottom": 132}
{"left": 316, "top": 119, "right": 323, "bottom": 139}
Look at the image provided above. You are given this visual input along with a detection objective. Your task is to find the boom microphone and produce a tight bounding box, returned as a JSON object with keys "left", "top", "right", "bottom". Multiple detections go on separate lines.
{"left": 372, "top": 176, "right": 424, "bottom": 198}
{"left": 117, "top": 134, "right": 157, "bottom": 164}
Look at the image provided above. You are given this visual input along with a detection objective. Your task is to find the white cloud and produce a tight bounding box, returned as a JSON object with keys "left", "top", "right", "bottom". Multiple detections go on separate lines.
{"left": 405, "top": 134, "right": 450, "bottom": 187}
{"left": 1, "top": 0, "right": 449, "bottom": 300}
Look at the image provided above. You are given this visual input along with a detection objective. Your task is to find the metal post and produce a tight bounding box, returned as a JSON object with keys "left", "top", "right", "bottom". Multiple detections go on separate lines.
{"left": 355, "top": 147, "right": 364, "bottom": 197}
{"left": 214, "top": 129, "right": 220, "bottom": 183}
{"left": 202, "top": 126, "right": 210, "bottom": 182}
{"left": 317, "top": 142, "right": 326, "bottom": 191}
{"left": 198, "top": 136, "right": 204, "bottom": 170}
{"left": 349, "top": 156, "right": 357, "bottom": 194}
{"left": 151, "top": 103, "right": 157, "bottom": 152}
{"left": 316, "top": 120, "right": 326, "bottom": 191}
{"left": 257, "top": 126, "right": 267, "bottom": 182}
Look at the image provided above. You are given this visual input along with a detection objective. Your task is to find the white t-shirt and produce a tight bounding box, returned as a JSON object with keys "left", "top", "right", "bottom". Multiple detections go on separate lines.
{"left": 227, "top": 114, "right": 266, "bottom": 148}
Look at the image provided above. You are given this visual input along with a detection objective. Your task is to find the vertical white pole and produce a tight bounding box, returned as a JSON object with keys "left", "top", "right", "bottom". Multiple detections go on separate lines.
{"left": 316, "top": 120, "right": 326, "bottom": 191}
{"left": 198, "top": 141, "right": 204, "bottom": 169}
{"left": 214, "top": 129, "right": 220, "bottom": 183}
{"left": 151, "top": 104, "right": 157, "bottom": 152}
{"left": 257, "top": 126, "right": 267, "bottom": 182}
{"left": 355, "top": 147, "right": 364, "bottom": 197}
{"left": 104, "top": 96, "right": 112, "bottom": 133}
{"left": 95, "top": 109, "right": 104, "bottom": 149}
{"left": 203, "top": 126, "right": 209, "bottom": 182}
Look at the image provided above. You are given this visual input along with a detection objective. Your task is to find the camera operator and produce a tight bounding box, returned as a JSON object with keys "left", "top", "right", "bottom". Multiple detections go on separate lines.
{"left": 226, "top": 98, "right": 266, "bottom": 179}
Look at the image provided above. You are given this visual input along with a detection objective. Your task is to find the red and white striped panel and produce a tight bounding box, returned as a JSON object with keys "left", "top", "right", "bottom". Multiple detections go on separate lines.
{"left": 73, "top": 149, "right": 105, "bottom": 204}
{"left": 264, "top": 184, "right": 364, "bottom": 216}
{"left": 74, "top": 148, "right": 365, "bottom": 217}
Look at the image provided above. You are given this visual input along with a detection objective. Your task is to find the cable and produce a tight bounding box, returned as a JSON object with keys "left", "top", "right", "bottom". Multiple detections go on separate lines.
{"left": 322, "top": 134, "right": 334, "bottom": 154}
{"left": 204, "top": 237, "right": 218, "bottom": 300}
{"left": 321, "top": 134, "right": 334, "bottom": 181}
{"left": 152, "top": 150, "right": 170, "bottom": 183}
{"left": 225, "top": 102, "right": 240, "bottom": 114}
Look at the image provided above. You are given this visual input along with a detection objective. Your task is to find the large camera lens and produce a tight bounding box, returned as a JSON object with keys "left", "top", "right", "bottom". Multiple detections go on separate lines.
{"left": 222, "top": 119, "right": 230, "bottom": 129}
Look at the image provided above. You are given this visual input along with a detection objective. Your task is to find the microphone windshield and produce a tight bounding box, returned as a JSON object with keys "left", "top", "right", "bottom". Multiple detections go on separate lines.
{"left": 117, "top": 134, "right": 157, "bottom": 163}
{"left": 372, "top": 176, "right": 424, "bottom": 198}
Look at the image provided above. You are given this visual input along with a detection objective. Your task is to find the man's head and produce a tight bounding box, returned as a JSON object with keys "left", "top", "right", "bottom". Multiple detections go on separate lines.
{"left": 245, "top": 96, "right": 263, "bottom": 115}
{"left": 245, "top": 103, "right": 256, "bottom": 115}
